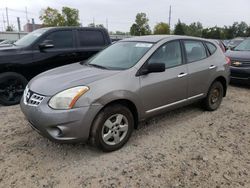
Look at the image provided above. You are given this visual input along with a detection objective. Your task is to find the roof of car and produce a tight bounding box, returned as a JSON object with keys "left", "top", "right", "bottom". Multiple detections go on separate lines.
{"left": 121, "top": 35, "right": 207, "bottom": 43}
{"left": 39, "top": 26, "right": 107, "bottom": 31}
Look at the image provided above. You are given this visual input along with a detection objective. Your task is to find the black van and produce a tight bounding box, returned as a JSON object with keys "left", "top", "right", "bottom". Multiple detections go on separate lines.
{"left": 0, "top": 27, "right": 111, "bottom": 105}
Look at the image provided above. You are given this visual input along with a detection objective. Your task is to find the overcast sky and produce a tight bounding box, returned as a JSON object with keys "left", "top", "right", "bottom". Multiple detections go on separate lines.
{"left": 0, "top": 0, "right": 249, "bottom": 32}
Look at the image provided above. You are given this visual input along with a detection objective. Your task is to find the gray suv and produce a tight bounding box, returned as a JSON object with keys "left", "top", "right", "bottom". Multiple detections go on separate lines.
{"left": 20, "top": 35, "right": 230, "bottom": 152}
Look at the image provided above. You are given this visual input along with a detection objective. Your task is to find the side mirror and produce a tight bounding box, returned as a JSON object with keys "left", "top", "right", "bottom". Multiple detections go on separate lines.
{"left": 139, "top": 63, "right": 165, "bottom": 75}
{"left": 39, "top": 40, "right": 54, "bottom": 51}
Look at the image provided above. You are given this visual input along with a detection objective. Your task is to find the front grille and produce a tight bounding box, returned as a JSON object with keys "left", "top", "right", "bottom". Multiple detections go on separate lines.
{"left": 28, "top": 93, "right": 45, "bottom": 106}
{"left": 24, "top": 87, "right": 45, "bottom": 107}
{"left": 231, "top": 60, "right": 250, "bottom": 67}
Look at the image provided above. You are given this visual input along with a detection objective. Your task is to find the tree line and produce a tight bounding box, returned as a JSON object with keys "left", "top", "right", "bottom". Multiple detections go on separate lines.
{"left": 38, "top": 7, "right": 250, "bottom": 39}
{"left": 130, "top": 13, "right": 250, "bottom": 39}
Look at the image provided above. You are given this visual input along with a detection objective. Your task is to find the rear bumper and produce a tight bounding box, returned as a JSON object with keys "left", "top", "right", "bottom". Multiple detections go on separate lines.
{"left": 20, "top": 96, "right": 103, "bottom": 143}
{"left": 230, "top": 66, "right": 250, "bottom": 85}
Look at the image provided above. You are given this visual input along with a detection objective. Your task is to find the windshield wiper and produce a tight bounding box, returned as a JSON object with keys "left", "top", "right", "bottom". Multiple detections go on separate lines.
{"left": 88, "top": 64, "right": 108, "bottom": 69}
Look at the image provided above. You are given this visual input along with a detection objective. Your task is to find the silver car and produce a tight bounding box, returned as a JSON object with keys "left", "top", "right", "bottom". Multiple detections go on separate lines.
{"left": 20, "top": 35, "right": 230, "bottom": 152}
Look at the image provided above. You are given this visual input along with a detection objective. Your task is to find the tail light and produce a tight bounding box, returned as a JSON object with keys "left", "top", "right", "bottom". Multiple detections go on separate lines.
{"left": 225, "top": 57, "right": 231, "bottom": 65}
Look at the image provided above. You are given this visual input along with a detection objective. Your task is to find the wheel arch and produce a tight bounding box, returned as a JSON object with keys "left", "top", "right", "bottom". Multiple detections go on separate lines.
{"left": 92, "top": 98, "right": 139, "bottom": 130}
{"left": 211, "top": 76, "right": 228, "bottom": 97}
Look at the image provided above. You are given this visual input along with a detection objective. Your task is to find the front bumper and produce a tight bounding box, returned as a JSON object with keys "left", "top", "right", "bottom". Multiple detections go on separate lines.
{"left": 230, "top": 66, "right": 250, "bottom": 85}
{"left": 20, "top": 96, "right": 103, "bottom": 143}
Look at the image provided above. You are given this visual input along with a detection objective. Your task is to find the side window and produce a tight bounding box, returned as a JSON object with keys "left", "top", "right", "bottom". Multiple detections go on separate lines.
{"left": 206, "top": 42, "right": 217, "bottom": 55}
{"left": 45, "top": 31, "right": 73, "bottom": 49}
{"left": 79, "top": 30, "right": 105, "bottom": 47}
{"left": 184, "top": 40, "right": 207, "bottom": 63}
{"left": 148, "top": 41, "right": 182, "bottom": 68}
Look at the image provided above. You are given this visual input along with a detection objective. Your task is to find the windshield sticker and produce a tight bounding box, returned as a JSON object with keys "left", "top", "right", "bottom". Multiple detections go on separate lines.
{"left": 135, "top": 43, "right": 153, "bottom": 48}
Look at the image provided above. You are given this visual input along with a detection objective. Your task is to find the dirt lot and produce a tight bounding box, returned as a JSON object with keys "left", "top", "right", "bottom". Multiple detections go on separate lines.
{"left": 0, "top": 85, "right": 249, "bottom": 188}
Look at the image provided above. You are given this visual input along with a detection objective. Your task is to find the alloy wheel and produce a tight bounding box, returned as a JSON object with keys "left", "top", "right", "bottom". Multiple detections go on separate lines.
{"left": 101, "top": 114, "right": 129, "bottom": 146}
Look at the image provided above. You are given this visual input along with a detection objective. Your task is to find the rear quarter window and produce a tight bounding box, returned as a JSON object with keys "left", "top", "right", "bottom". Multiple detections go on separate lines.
{"left": 78, "top": 30, "right": 105, "bottom": 47}
{"left": 206, "top": 42, "right": 217, "bottom": 55}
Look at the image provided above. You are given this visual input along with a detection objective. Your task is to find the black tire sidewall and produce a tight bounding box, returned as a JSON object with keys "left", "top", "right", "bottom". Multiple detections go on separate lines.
{"left": 91, "top": 104, "right": 134, "bottom": 152}
{"left": 0, "top": 72, "right": 28, "bottom": 106}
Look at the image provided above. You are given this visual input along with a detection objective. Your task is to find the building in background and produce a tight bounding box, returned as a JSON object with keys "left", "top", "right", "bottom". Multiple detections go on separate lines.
{"left": 23, "top": 23, "right": 42, "bottom": 32}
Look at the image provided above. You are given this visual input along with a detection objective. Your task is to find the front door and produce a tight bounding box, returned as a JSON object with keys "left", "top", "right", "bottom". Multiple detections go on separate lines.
{"left": 32, "top": 30, "right": 76, "bottom": 76}
{"left": 139, "top": 40, "right": 188, "bottom": 114}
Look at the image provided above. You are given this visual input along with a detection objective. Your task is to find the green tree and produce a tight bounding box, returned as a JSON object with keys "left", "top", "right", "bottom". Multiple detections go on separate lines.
{"left": 40, "top": 6, "right": 80, "bottom": 26}
{"left": 130, "top": 13, "right": 151, "bottom": 36}
{"left": 237, "top": 22, "right": 248, "bottom": 37}
{"left": 88, "top": 23, "right": 95, "bottom": 27}
{"left": 246, "top": 26, "right": 250, "bottom": 37}
{"left": 87, "top": 23, "right": 105, "bottom": 28}
{"left": 6, "top": 25, "right": 14, "bottom": 31}
{"left": 186, "top": 22, "right": 203, "bottom": 37}
{"left": 153, "top": 22, "right": 170, "bottom": 34}
{"left": 174, "top": 19, "right": 186, "bottom": 35}
{"left": 202, "top": 27, "right": 224, "bottom": 39}
{"left": 95, "top": 24, "right": 104, "bottom": 28}
{"left": 40, "top": 7, "right": 63, "bottom": 26}
{"left": 61, "top": 7, "right": 80, "bottom": 26}
{"left": 130, "top": 23, "right": 139, "bottom": 35}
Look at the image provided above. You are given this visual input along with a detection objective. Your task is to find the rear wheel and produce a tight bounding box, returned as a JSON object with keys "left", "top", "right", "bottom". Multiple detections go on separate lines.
{"left": 90, "top": 104, "right": 134, "bottom": 152}
{"left": 0, "top": 72, "right": 28, "bottom": 106}
{"left": 202, "top": 81, "right": 224, "bottom": 111}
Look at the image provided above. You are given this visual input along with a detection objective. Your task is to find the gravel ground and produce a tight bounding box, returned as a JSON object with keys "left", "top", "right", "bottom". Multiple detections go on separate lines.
{"left": 0, "top": 85, "right": 249, "bottom": 188}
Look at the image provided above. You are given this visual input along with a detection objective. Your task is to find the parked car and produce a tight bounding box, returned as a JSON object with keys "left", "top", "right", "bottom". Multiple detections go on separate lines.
{"left": 0, "top": 27, "right": 111, "bottom": 105}
{"left": 227, "top": 37, "right": 244, "bottom": 50}
{"left": 225, "top": 37, "right": 250, "bottom": 85}
{"left": 0, "top": 39, "right": 16, "bottom": 47}
{"left": 20, "top": 35, "right": 230, "bottom": 152}
{"left": 213, "top": 39, "right": 226, "bottom": 53}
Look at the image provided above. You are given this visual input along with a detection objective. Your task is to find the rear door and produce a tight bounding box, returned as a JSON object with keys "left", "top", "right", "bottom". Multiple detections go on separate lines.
{"left": 182, "top": 40, "right": 216, "bottom": 98}
{"left": 75, "top": 29, "right": 107, "bottom": 62}
{"left": 32, "top": 29, "right": 76, "bottom": 74}
{"left": 139, "top": 40, "right": 188, "bottom": 114}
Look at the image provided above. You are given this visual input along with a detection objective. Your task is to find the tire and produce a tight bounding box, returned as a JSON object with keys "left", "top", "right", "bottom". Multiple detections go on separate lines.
{"left": 90, "top": 104, "right": 134, "bottom": 152}
{"left": 0, "top": 72, "right": 28, "bottom": 106}
{"left": 202, "top": 81, "right": 224, "bottom": 111}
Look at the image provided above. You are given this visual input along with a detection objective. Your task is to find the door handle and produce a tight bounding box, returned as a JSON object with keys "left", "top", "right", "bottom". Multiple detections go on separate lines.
{"left": 209, "top": 65, "right": 216, "bottom": 69}
{"left": 178, "top": 73, "right": 188, "bottom": 78}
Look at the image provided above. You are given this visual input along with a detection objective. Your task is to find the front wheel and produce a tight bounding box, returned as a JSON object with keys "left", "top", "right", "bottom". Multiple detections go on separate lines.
{"left": 0, "top": 72, "right": 28, "bottom": 106}
{"left": 90, "top": 104, "right": 134, "bottom": 152}
{"left": 202, "top": 81, "right": 224, "bottom": 111}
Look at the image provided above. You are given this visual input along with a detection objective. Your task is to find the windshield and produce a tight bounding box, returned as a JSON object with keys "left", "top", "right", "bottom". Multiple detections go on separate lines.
{"left": 234, "top": 38, "right": 250, "bottom": 51}
{"left": 87, "top": 41, "right": 153, "bottom": 70}
{"left": 14, "top": 28, "right": 49, "bottom": 46}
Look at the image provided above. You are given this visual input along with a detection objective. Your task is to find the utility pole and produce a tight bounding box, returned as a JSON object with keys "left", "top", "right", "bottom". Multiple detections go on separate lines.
{"left": 2, "top": 14, "right": 6, "bottom": 30}
{"left": 25, "top": 7, "right": 29, "bottom": 23}
{"left": 17, "top": 17, "right": 21, "bottom": 31}
{"left": 168, "top": 5, "right": 172, "bottom": 29}
{"left": 93, "top": 17, "right": 95, "bottom": 27}
{"left": 106, "top": 18, "right": 109, "bottom": 31}
{"left": 6, "top": 7, "right": 9, "bottom": 27}
{"left": 32, "top": 18, "right": 35, "bottom": 31}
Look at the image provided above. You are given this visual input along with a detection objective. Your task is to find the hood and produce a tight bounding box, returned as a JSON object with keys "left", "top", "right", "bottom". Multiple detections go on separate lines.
{"left": 225, "top": 50, "right": 250, "bottom": 60}
{"left": 0, "top": 44, "right": 13, "bottom": 48}
{"left": 29, "top": 63, "right": 121, "bottom": 96}
{"left": 0, "top": 45, "right": 22, "bottom": 54}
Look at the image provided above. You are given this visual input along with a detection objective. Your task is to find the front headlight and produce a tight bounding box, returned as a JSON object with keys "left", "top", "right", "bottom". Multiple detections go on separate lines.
{"left": 49, "top": 86, "right": 89, "bottom": 110}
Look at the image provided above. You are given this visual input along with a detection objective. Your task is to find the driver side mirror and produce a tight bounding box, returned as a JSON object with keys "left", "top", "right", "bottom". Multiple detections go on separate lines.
{"left": 39, "top": 40, "right": 54, "bottom": 51}
{"left": 138, "top": 63, "right": 165, "bottom": 76}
